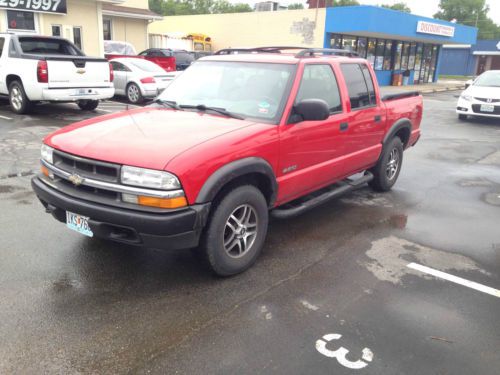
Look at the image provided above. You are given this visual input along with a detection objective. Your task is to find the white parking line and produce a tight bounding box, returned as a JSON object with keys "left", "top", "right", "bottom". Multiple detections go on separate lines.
{"left": 0, "top": 114, "right": 13, "bottom": 120}
{"left": 407, "top": 262, "right": 500, "bottom": 298}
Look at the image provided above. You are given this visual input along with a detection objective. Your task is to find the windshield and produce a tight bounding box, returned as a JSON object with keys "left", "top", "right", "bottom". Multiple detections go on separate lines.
{"left": 157, "top": 61, "right": 296, "bottom": 123}
{"left": 474, "top": 71, "right": 500, "bottom": 87}
{"left": 129, "top": 59, "right": 165, "bottom": 73}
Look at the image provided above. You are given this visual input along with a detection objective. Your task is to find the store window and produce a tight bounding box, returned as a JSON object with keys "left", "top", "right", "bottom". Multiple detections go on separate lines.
{"left": 296, "top": 64, "right": 342, "bottom": 113}
{"left": 73, "top": 27, "right": 82, "bottom": 50}
{"left": 343, "top": 35, "right": 357, "bottom": 53}
{"left": 357, "top": 37, "right": 367, "bottom": 58}
{"left": 401, "top": 43, "right": 411, "bottom": 70}
{"left": 52, "top": 25, "right": 61, "bottom": 37}
{"left": 394, "top": 42, "right": 402, "bottom": 70}
{"left": 103, "top": 19, "right": 112, "bottom": 41}
{"left": 366, "top": 39, "right": 376, "bottom": 68}
{"left": 383, "top": 41, "right": 393, "bottom": 70}
{"left": 7, "top": 10, "right": 35, "bottom": 31}
{"left": 330, "top": 34, "right": 342, "bottom": 49}
{"left": 374, "top": 40, "right": 385, "bottom": 70}
{"left": 340, "top": 63, "right": 373, "bottom": 109}
{"left": 413, "top": 43, "right": 423, "bottom": 83}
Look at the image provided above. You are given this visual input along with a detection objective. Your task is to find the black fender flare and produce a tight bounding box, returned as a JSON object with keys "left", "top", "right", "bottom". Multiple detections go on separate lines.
{"left": 382, "top": 118, "right": 412, "bottom": 149}
{"left": 195, "top": 157, "right": 278, "bottom": 207}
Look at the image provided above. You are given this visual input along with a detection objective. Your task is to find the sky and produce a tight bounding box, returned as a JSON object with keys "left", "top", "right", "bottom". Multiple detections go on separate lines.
{"left": 236, "top": 0, "right": 500, "bottom": 24}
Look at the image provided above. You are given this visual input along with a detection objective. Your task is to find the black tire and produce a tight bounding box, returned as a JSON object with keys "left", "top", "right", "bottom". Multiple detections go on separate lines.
{"left": 199, "top": 185, "right": 269, "bottom": 277}
{"left": 9, "top": 80, "right": 32, "bottom": 114}
{"left": 78, "top": 100, "right": 99, "bottom": 111}
{"left": 369, "top": 137, "right": 404, "bottom": 192}
{"left": 458, "top": 114, "right": 467, "bottom": 121}
{"left": 126, "top": 83, "right": 143, "bottom": 104}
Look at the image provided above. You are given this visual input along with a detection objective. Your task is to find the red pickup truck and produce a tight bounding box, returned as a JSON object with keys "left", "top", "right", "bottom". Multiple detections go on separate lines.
{"left": 32, "top": 48, "right": 422, "bottom": 276}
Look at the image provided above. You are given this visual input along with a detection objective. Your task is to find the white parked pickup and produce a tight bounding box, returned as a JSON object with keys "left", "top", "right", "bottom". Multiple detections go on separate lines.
{"left": 0, "top": 33, "right": 115, "bottom": 114}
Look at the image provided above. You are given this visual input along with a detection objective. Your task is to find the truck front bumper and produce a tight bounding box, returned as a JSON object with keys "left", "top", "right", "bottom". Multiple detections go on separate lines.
{"left": 32, "top": 176, "right": 210, "bottom": 250}
{"left": 41, "top": 87, "right": 115, "bottom": 102}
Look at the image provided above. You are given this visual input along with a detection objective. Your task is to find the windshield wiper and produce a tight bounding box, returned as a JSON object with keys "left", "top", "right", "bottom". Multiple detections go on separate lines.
{"left": 154, "top": 99, "right": 182, "bottom": 110}
{"left": 179, "top": 104, "right": 245, "bottom": 120}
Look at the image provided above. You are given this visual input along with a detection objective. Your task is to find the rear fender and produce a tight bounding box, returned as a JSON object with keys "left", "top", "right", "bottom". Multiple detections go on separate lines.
{"left": 195, "top": 157, "right": 278, "bottom": 207}
{"left": 383, "top": 118, "right": 412, "bottom": 149}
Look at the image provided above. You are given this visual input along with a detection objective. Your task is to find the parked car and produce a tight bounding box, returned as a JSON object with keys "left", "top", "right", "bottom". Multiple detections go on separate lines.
{"left": 0, "top": 34, "right": 114, "bottom": 114}
{"left": 104, "top": 41, "right": 176, "bottom": 73}
{"left": 32, "top": 47, "right": 422, "bottom": 276}
{"left": 110, "top": 58, "right": 174, "bottom": 104}
{"left": 457, "top": 70, "right": 500, "bottom": 120}
{"left": 139, "top": 48, "right": 194, "bottom": 71}
{"left": 189, "top": 51, "right": 213, "bottom": 60}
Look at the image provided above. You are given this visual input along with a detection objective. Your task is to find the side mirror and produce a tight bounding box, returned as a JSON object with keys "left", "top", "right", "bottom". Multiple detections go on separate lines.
{"left": 292, "top": 99, "right": 330, "bottom": 123}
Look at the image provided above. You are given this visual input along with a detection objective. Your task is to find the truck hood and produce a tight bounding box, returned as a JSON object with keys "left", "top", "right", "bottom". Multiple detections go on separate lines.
{"left": 45, "top": 107, "right": 258, "bottom": 170}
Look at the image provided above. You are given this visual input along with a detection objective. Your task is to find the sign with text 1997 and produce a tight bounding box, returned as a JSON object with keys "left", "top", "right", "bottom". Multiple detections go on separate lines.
{"left": 0, "top": 0, "right": 67, "bottom": 14}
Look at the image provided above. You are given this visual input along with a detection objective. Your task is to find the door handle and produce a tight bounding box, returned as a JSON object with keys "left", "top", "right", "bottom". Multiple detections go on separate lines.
{"left": 340, "top": 122, "right": 348, "bottom": 131}
{"left": 374, "top": 115, "right": 382, "bottom": 123}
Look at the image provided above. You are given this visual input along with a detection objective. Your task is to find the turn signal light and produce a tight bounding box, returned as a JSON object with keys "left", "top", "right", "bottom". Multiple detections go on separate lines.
{"left": 140, "top": 77, "right": 156, "bottom": 84}
{"left": 138, "top": 196, "right": 187, "bottom": 209}
{"left": 41, "top": 165, "right": 54, "bottom": 179}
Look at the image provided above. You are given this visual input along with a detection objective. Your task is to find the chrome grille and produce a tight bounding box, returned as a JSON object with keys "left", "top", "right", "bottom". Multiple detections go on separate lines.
{"left": 53, "top": 150, "right": 119, "bottom": 183}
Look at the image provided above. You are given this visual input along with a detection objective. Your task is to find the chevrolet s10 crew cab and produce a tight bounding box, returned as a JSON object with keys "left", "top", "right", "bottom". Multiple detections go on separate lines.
{"left": 0, "top": 33, "right": 114, "bottom": 114}
{"left": 32, "top": 47, "right": 422, "bottom": 276}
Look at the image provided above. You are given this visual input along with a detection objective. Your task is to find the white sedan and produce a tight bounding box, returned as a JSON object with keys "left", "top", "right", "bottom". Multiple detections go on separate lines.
{"left": 110, "top": 58, "right": 179, "bottom": 104}
{"left": 457, "top": 70, "right": 500, "bottom": 120}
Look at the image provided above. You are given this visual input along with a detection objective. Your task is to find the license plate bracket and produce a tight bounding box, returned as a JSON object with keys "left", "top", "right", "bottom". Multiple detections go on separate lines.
{"left": 66, "top": 211, "right": 93, "bottom": 237}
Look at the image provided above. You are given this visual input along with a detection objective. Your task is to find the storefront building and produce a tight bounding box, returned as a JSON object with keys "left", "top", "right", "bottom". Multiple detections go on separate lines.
{"left": 325, "top": 6, "right": 477, "bottom": 85}
{"left": 440, "top": 40, "right": 500, "bottom": 76}
{"left": 0, "top": 0, "right": 160, "bottom": 57}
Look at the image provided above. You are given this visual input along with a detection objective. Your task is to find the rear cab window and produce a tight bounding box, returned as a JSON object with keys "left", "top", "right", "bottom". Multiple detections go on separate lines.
{"left": 295, "top": 64, "right": 342, "bottom": 113}
{"left": 18, "top": 37, "right": 83, "bottom": 56}
{"left": 340, "top": 63, "right": 377, "bottom": 110}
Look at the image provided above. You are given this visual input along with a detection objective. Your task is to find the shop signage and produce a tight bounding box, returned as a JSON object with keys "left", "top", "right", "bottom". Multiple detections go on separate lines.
{"left": 417, "top": 21, "right": 455, "bottom": 37}
{"left": 0, "top": 0, "right": 67, "bottom": 14}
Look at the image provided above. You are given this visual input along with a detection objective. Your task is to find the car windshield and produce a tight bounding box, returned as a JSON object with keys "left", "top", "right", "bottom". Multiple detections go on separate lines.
{"left": 19, "top": 37, "right": 83, "bottom": 56}
{"left": 157, "top": 61, "right": 295, "bottom": 122}
{"left": 129, "top": 59, "right": 165, "bottom": 73}
{"left": 474, "top": 71, "right": 500, "bottom": 87}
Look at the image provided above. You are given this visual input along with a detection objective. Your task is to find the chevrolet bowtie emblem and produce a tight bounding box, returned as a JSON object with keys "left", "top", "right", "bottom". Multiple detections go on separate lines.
{"left": 76, "top": 69, "right": 86, "bottom": 74}
{"left": 68, "top": 174, "right": 85, "bottom": 186}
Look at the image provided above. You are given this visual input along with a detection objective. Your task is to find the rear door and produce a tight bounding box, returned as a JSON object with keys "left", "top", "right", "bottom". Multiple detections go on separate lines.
{"left": 278, "top": 63, "right": 349, "bottom": 202}
{"left": 339, "top": 63, "right": 384, "bottom": 172}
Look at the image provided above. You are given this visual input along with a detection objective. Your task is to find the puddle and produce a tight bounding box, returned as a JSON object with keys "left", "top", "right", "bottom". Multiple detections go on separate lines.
{"left": 360, "top": 236, "right": 488, "bottom": 285}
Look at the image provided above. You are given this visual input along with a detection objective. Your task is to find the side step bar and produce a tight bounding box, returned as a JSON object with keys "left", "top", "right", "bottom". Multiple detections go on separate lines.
{"left": 271, "top": 172, "right": 373, "bottom": 219}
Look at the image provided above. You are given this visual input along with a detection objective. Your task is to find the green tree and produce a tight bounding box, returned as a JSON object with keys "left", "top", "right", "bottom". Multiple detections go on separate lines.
{"left": 288, "top": 3, "right": 304, "bottom": 9}
{"left": 381, "top": 2, "right": 411, "bottom": 13}
{"left": 151, "top": 0, "right": 252, "bottom": 15}
{"left": 332, "top": 0, "right": 359, "bottom": 5}
{"left": 434, "top": 0, "right": 500, "bottom": 39}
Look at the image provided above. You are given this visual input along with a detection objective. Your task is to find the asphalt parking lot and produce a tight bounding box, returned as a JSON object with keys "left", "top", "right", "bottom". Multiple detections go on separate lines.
{"left": 0, "top": 91, "right": 499, "bottom": 374}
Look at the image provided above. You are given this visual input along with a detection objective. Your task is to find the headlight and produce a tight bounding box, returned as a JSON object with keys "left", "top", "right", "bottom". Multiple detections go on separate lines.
{"left": 41, "top": 144, "right": 53, "bottom": 164}
{"left": 121, "top": 166, "right": 181, "bottom": 190}
{"left": 460, "top": 94, "right": 472, "bottom": 101}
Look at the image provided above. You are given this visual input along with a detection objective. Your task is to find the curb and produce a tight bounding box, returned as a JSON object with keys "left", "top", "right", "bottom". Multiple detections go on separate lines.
{"left": 420, "top": 85, "right": 464, "bottom": 94}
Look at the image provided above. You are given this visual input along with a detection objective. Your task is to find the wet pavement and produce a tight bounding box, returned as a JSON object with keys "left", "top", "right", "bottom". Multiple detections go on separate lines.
{"left": 0, "top": 92, "right": 499, "bottom": 374}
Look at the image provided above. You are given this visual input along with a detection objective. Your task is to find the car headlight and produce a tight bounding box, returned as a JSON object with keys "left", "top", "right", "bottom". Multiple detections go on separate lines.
{"left": 121, "top": 166, "right": 181, "bottom": 190}
{"left": 460, "top": 94, "right": 472, "bottom": 101}
{"left": 41, "top": 144, "right": 54, "bottom": 164}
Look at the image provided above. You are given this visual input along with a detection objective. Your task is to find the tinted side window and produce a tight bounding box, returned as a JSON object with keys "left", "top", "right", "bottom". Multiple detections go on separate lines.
{"left": 361, "top": 65, "right": 376, "bottom": 106}
{"left": 295, "top": 64, "right": 342, "bottom": 113}
{"left": 340, "top": 63, "right": 372, "bottom": 109}
{"left": 0, "top": 38, "right": 4, "bottom": 57}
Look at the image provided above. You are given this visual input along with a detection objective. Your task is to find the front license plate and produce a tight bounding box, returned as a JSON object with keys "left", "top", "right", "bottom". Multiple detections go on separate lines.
{"left": 66, "top": 211, "right": 93, "bottom": 237}
{"left": 480, "top": 104, "right": 495, "bottom": 112}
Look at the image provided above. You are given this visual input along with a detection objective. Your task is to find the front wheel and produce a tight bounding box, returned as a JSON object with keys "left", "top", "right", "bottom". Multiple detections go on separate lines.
{"left": 369, "top": 137, "right": 404, "bottom": 192}
{"left": 200, "top": 185, "right": 269, "bottom": 276}
{"left": 78, "top": 100, "right": 99, "bottom": 111}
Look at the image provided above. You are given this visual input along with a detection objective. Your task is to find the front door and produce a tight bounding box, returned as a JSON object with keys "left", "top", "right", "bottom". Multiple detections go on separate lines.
{"left": 277, "top": 63, "right": 349, "bottom": 204}
{"left": 110, "top": 61, "right": 130, "bottom": 95}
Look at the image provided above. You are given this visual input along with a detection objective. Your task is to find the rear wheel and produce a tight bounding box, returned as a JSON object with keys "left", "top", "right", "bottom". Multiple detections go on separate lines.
{"left": 369, "top": 137, "right": 404, "bottom": 192}
{"left": 199, "top": 185, "right": 269, "bottom": 276}
{"left": 9, "top": 80, "right": 32, "bottom": 114}
{"left": 126, "top": 83, "right": 143, "bottom": 104}
{"left": 458, "top": 114, "right": 467, "bottom": 121}
{"left": 78, "top": 100, "right": 99, "bottom": 111}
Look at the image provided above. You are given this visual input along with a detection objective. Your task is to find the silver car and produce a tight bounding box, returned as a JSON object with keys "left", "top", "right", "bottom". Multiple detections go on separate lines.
{"left": 110, "top": 58, "right": 177, "bottom": 104}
